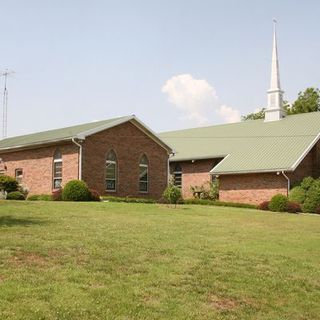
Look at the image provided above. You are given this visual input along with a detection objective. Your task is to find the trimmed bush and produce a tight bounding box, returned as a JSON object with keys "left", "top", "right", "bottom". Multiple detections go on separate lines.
{"left": 0, "top": 175, "right": 19, "bottom": 193}
{"left": 62, "top": 180, "right": 91, "bottom": 201}
{"left": 288, "top": 186, "right": 306, "bottom": 204}
{"left": 302, "top": 180, "right": 320, "bottom": 213}
{"left": 52, "top": 189, "right": 62, "bottom": 201}
{"left": 268, "top": 194, "right": 288, "bottom": 212}
{"left": 102, "top": 196, "right": 155, "bottom": 204}
{"left": 287, "top": 201, "right": 302, "bottom": 214}
{"left": 163, "top": 184, "right": 182, "bottom": 206}
{"left": 182, "top": 198, "right": 257, "bottom": 209}
{"left": 27, "top": 194, "right": 52, "bottom": 201}
{"left": 300, "top": 176, "right": 315, "bottom": 191}
{"left": 257, "top": 201, "right": 270, "bottom": 211}
{"left": 6, "top": 191, "right": 25, "bottom": 200}
{"left": 89, "top": 189, "right": 101, "bottom": 202}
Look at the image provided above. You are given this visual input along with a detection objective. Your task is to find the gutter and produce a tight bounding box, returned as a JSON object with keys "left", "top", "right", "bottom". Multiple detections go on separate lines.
{"left": 280, "top": 171, "right": 290, "bottom": 196}
{"left": 167, "top": 152, "right": 175, "bottom": 184}
{"left": 72, "top": 138, "right": 83, "bottom": 180}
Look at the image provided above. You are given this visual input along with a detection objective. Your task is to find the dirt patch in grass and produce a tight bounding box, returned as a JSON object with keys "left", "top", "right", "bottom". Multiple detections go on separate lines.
{"left": 208, "top": 294, "right": 240, "bottom": 311}
{"left": 8, "top": 249, "right": 66, "bottom": 268}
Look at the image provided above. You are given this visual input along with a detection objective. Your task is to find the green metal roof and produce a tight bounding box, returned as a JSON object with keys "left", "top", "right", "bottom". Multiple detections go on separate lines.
{"left": 159, "top": 112, "right": 320, "bottom": 174}
{"left": 0, "top": 115, "right": 172, "bottom": 153}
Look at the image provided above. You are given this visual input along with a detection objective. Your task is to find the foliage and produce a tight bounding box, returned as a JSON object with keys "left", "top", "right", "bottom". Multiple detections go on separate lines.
{"left": 300, "top": 176, "right": 315, "bottom": 191}
{"left": 52, "top": 189, "right": 62, "bottom": 201}
{"left": 302, "top": 179, "right": 320, "bottom": 213}
{"left": 286, "top": 201, "right": 302, "bottom": 214}
{"left": 89, "top": 189, "right": 101, "bottom": 202}
{"left": 6, "top": 191, "right": 25, "bottom": 200}
{"left": 288, "top": 87, "right": 320, "bottom": 114}
{"left": 0, "top": 175, "right": 19, "bottom": 193}
{"left": 27, "top": 194, "right": 52, "bottom": 201}
{"left": 102, "top": 196, "right": 156, "bottom": 204}
{"left": 183, "top": 198, "right": 257, "bottom": 209}
{"left": 242, "top": 87, "right": 320, "bottom": 120}
{"left": 268, "top": 194, "right": 288, "bottom": 212}
{"left": 62, "top": 180, "right": 91, "bottom": 201}
{"left": 241, "top": 108, "right": 266, "bottom": 121}
{"left": 257, "top": 201, "right": 270, "bottom": 211}
{"left": 288, "top": 186, "right": 306, "bottom": 204}
{"left": 163, "top": 184, "right": 182, "bottom": 205}
{"left": 190, "top": 180, "right": 219, "bottom": 200}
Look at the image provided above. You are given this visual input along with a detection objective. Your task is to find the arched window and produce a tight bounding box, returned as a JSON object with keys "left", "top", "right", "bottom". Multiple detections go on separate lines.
{"left": 53, "top": 149, "right": 62, "bottom": 189}
{"left": 173, "top": 163, "right": 182, "bottom": 188}
{"left": 139, "top": 155, "right": 148, "bottom": 192}
{"left": 106, "top": 150, "right": 117, "bottom": 191}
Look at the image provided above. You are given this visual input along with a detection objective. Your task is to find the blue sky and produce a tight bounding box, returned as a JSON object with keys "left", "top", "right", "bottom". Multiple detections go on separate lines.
{"left": 1, "top": 0, "right": 320, "bottom": 137}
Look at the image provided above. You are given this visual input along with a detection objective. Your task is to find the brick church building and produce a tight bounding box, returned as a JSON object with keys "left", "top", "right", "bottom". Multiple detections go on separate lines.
{"left": 0, "top": 116, "right": 173, "bottom": 199}
{"left": 0, "top": 24, "right": 320, "bottom": 204}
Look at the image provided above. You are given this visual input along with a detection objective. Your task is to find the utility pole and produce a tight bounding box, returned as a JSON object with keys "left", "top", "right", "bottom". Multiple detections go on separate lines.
{"left": 0, "top": 69, "right": 14, "bottom": 139}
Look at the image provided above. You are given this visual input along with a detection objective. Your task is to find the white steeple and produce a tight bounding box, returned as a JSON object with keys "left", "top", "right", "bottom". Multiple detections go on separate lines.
{"left": 265, "top": 19, "right": 285, "bottom": 122}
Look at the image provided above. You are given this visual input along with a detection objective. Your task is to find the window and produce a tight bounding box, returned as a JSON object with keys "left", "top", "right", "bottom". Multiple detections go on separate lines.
{"left": 15, "top": 169, "right": 23, "bottom": 184}
{"left": 139, "top": 155, "right": 148, "bottom": 192}
{"left": 106, "top": 150, "right": 117, "bottom": 191}
{"left": 173, "top": 163, "right": 182, "bottom": 188}
{"left": 53, "top": 149, "right": 62, "bottom": 189}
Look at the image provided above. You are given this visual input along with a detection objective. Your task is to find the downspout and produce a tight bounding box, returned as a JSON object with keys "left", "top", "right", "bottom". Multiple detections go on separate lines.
{"left": 168, "top": 152, "right": 175, "bottom": 185}
{"left": 281, "top": 171, "right": 290, "bottom": 196}
{"left": 72, "top": 138, "right": 83, "bottom": 180}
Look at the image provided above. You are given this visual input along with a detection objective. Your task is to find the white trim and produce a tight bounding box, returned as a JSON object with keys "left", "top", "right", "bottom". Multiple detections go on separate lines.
{"left": 170, "top": 154, "right": 227, "bottom": 162}
{"left": 291, "top": 133, "right": 320, "bottom": 171}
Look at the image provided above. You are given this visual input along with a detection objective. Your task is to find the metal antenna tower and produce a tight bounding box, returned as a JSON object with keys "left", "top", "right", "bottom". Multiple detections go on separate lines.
{"left": 1, "top": 69, "right": 14, "bottom": 139}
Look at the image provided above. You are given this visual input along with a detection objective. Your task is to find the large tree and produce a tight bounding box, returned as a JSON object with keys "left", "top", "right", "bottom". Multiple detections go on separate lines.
{"left": 242, "top": 87, "right": 320, "bottom": 121}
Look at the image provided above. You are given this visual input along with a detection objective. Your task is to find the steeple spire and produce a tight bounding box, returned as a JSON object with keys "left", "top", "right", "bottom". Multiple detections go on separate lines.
{"left": 265, "top": 19, "right": 285, "bottom": 122}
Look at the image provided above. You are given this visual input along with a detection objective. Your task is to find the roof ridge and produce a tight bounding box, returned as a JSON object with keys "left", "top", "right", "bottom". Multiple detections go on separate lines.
{"left": 1, "top": 115, "right": 130, "bottom": 142}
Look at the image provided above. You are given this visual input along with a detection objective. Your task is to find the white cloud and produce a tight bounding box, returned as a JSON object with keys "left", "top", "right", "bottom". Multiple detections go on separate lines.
{"left": 162, "top": 74, "right": 240, "bottom": 125}
{"left": 217, "top": 105, "right": 241, "bottom": 123}
{"left": 162, "top": 74, "right": 218, "bottom": 125}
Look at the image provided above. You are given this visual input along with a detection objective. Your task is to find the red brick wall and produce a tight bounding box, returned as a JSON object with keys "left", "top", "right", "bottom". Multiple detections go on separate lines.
{"left": 288, "top": 143, "right": 320, "bottom": 184}
{"left": 218, "top": 173, "right": 287, "bottom": 204}
{"left": 82, "top": 121, "right": 169, "bottom": 199}
{"left": 0, "top": 143, "right": 79, "bottom": 194}
{"left": 170, "top": 159, "right": 219, "bottom": 198}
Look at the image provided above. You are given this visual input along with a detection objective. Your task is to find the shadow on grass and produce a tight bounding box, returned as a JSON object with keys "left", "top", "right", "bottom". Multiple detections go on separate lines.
{"left": 0, "top": 215, "right": 47, "bottom": 227}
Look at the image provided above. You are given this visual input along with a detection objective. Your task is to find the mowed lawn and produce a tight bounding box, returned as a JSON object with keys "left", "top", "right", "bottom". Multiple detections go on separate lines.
{"left": 0, "top": 202, "right": 319, "bottom": 320}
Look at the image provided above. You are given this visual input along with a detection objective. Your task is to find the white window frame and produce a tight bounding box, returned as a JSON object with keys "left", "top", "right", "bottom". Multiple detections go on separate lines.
{"left": 15, "top": 168, "right": 23, "bottom": 184}
{"left": 53, "top": 153, "right": 62, "bottom": 189}
{"left": 139, "top": 157, "right": 148, "bottom": 193}
{"left": 106, "top": 151, "right": 117, "bottom": 192}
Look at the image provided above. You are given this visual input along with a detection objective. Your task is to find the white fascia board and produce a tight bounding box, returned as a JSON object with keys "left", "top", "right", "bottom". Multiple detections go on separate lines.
{"left": 290, "top": 133, "right": 320, "bottom": 171}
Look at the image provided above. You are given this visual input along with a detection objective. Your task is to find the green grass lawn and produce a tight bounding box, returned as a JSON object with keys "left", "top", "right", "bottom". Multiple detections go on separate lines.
{"left": 0, "top": 201, "right": 319, "bottom": 320}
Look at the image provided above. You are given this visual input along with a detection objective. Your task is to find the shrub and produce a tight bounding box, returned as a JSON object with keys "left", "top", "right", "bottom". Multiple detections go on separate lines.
{"left": 52, "top": 189, "right": 62, "bottom": 201}
{"left": 163, "top": 184, "right": 182, "bottom": 206}
{"left": 62, "top": 180, "right": 91, "bottom": 201}
{"left": 190, "top": 180, "right": 219, "bottom": 201}
{"left": 89, "top": 189, "right": 101, "bottom": 202}
{"left": 302, "top": 180, "right": 320, "bottom": 213}
{"left": 102, "top": 196, "right": 155, "bottom": 204}
{"left": 286, "top": 201, "right": 302, "bottom": 214}
{"left": 257, "top": 201, "right": 270, "bottom": 211}
{"left": 27, "top": 194, "right": 52, "bottom": 201}
{"left": 300, "top": 176, "right": 315, "bottom": 191}
{"left": 268, "top": 194, "right": 288, "bottom": 212}
{"left": 288, "top": 186, "right": 306, "bottom": 204}
{"left": 0, "top": 175, "right": 19, "bottom": 193}
{"left": 182, "top": 198, "right": 257, "bottom": 209}
{"left": 6, "top": 191, "right": 25, "bottom": 200}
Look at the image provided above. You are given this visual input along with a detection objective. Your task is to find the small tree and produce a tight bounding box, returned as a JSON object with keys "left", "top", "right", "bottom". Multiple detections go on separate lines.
{"left": 0, "top": 175, "right": 19, "bottom": 193}
{"left": 163, "top": 184, "right": 182, "bottom": 207}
